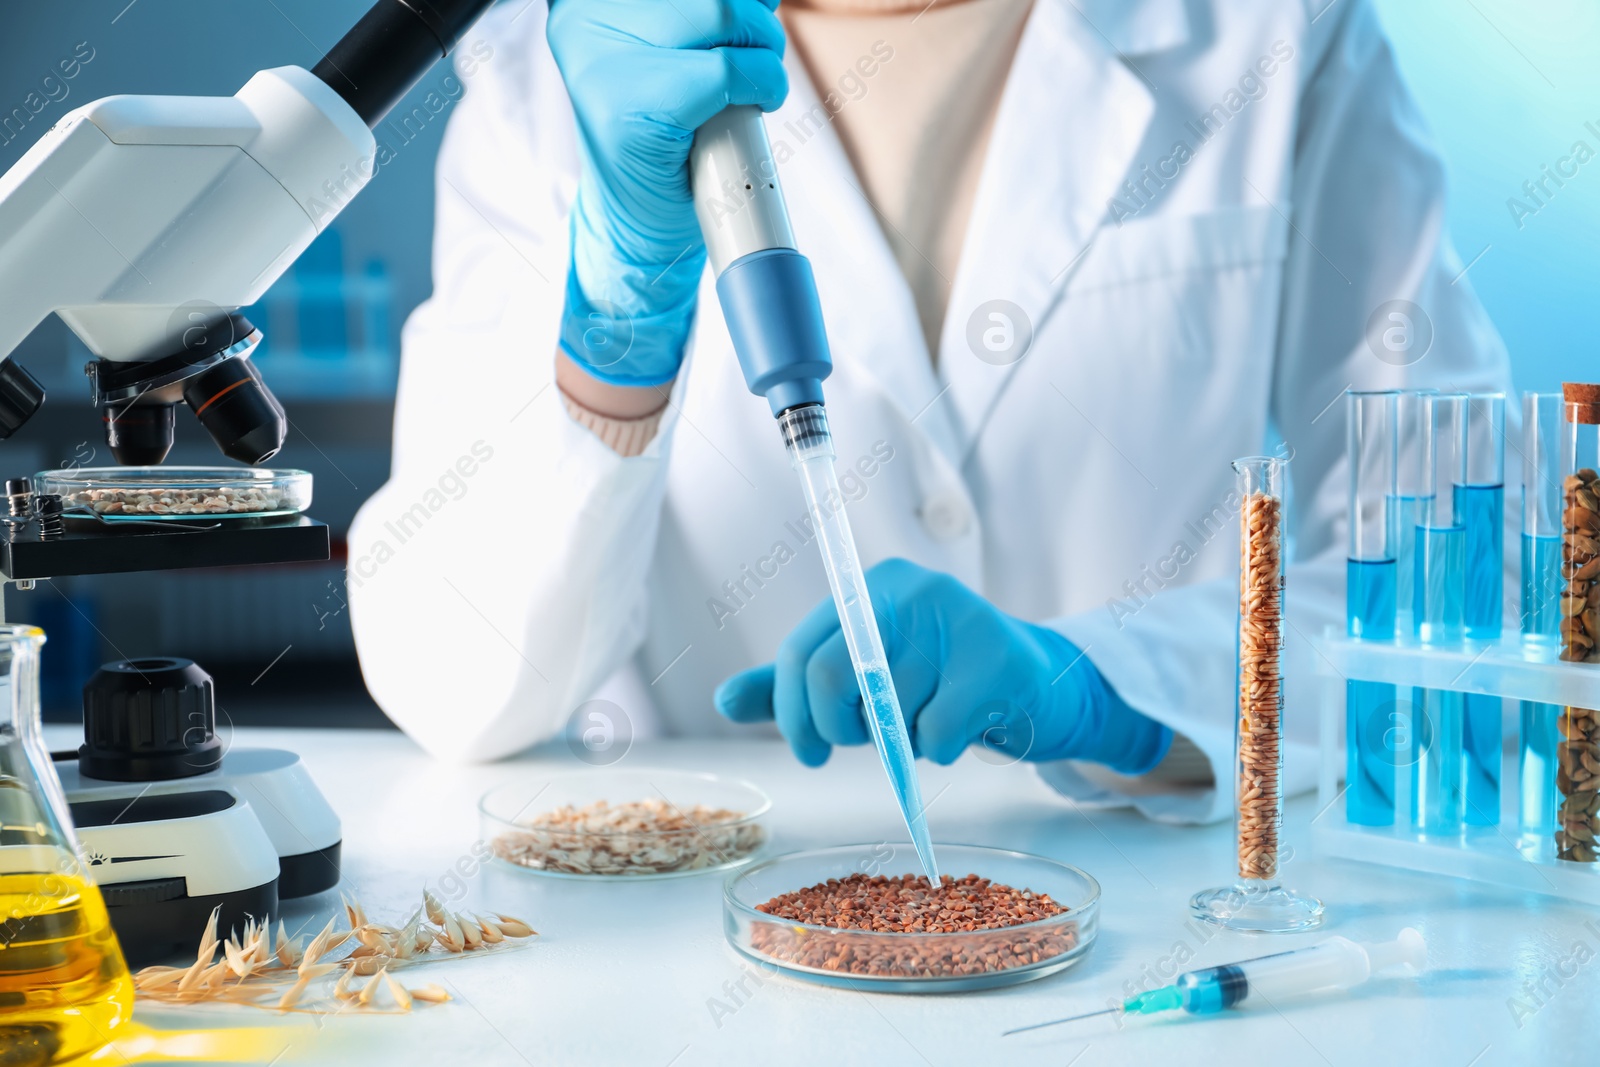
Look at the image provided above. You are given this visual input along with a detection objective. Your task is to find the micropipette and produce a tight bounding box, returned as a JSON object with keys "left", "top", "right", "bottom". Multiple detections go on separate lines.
{"left": 1003, "top": 928, "right": 1427, "bottom": 1035}
{"left": 689, "top": 108, "right": 940, "bottom": 883}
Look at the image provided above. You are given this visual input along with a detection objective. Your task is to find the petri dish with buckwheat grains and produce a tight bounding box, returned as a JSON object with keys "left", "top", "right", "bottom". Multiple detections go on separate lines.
{"left": 724, "top": 844, "right": 1099, "bottom": 992}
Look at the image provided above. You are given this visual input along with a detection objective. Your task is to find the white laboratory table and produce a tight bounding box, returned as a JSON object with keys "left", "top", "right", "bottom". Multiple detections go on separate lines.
{"left": 50, "top": 727, "right": 1596, "bottom": 1067}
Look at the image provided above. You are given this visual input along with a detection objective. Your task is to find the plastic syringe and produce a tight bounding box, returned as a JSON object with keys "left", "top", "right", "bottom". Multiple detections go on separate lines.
{"left": 690, "top": 108, "right": 940, "bottom": 883}
{"left": 1004, "top": 928, "right": 1427, "bottom": 1035}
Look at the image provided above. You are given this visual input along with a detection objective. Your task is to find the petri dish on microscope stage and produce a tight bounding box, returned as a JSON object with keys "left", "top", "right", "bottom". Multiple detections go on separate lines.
{"left": 724, "top": 844, "right": 1099, "bottom": 993}
{"left": 35, "top": 466, "right": 312, "bottom": 521}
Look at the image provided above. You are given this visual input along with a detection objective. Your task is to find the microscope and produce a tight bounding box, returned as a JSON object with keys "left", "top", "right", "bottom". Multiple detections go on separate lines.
{"left": 0, "top": 0, "right": 499, "bottom": 962}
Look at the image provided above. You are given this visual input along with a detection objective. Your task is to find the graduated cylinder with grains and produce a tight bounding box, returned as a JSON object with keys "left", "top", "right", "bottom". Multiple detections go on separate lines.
{"left": 1190, "top": 456, "right": 1324, "bottom": 932}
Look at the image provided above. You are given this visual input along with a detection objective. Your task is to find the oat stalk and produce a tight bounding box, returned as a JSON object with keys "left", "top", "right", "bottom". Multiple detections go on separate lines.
{"left": 132, "top": 890, "right": 535, "bottom": 1014}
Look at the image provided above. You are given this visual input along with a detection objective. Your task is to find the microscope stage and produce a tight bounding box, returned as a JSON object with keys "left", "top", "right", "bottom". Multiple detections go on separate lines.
{"left": 0, "top": 515, "right": 330, "bottom": 579}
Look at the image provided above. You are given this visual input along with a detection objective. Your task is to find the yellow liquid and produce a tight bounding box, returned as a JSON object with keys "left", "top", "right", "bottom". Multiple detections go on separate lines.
{"left": 0, "top": 871, "right": 133, "bottom": 1067}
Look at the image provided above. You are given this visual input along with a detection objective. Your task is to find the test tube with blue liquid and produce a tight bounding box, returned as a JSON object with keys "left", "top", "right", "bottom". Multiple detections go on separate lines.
{"left": 1345, "top": 390, "right": 1398, "bottom": 825}
{"left": 1389, "top": 390, "right": 1435, "bottom": 639}
{"left": 1459, "top": 393, "right": 1505, "bottom": 826}
{"left": 1412, "top": 393, "right": 1467, "bottom": 834}
{"left": 1519, "top": 393, "right": 1565, "bottom": 842}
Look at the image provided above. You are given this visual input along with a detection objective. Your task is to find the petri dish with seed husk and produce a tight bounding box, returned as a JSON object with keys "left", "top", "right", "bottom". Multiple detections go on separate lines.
{"left": 35, "top": 466, "right": 312, "bottom": 521}
{"left": 480, "top": 768, "right": 770, "bottom": 880}
{"left": 723, "top": 843, "right": 1099, "bottom": 993}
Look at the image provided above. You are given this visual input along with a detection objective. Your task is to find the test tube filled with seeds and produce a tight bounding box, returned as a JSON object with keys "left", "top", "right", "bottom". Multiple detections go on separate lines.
{"left": 1191, "top": 456, "right": 1323, "bottom": 931}
{"left": 1555, "top": 382, "right": 1600, "bottom": 862}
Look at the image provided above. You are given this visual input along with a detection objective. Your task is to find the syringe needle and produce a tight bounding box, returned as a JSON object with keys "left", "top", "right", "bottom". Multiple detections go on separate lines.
{"left": 1002, "top": 1006, "right": 1122, "bottom": 1036}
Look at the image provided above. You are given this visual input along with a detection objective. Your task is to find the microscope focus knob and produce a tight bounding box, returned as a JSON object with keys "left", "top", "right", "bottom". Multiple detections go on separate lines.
{"left": 80, "top": 658, "right": 222, "bottom": 782}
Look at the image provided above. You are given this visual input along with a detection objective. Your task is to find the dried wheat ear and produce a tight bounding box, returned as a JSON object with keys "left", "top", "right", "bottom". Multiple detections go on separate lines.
{"left": 132, "top": 889, "right": 536, "bottom": 1014}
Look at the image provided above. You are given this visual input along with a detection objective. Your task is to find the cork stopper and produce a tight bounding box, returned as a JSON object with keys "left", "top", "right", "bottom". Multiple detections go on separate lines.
{"left": 1565, "top": 382, "right": 1600, "bottom": 425}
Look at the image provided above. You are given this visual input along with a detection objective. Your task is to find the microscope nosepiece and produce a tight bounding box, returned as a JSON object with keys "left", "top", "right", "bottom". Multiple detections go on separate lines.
{"left": 89, "top": 313, "right": 284, "bottom": 465}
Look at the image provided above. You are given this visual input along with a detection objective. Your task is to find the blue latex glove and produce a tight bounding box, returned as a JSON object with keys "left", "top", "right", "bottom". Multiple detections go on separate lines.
{"left": 547, "top": 0, "right": 788, "bottom": 387}
{"left": 715, "top": 559, "right": 1173, "bottom": 770}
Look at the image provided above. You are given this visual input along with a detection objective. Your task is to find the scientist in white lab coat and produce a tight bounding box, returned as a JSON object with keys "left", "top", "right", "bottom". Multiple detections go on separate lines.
{"left": 347, "top": 0, "right": 1510, "bottom": 822}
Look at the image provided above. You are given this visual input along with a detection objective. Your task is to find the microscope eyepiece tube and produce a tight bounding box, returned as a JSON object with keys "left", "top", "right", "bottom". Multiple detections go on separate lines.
{"left": 312, "top": 0, "right": 500, "bottom": 128}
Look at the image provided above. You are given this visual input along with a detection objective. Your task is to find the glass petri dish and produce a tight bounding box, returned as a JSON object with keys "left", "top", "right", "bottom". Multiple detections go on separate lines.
{"left": 35, "top": 467, "right": 312, "bottom": 522}
{"left": 480, "top": 768, "right": 770, "bottom": 881}
{"left": 724, "top": 843, "right": 1099, "bottom": 993}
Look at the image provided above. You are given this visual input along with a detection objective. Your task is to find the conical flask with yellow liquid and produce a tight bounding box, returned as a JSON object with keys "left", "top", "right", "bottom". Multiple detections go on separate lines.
{"left": 0, "top": 625, "right": 133, "bottom": 1065}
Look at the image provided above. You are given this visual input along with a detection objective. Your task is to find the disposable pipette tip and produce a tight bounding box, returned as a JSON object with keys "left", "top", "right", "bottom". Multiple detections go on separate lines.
{"left": 781, "top": 412, "right": 941, "bottom": 883}
{"left": 906, "top": 810, "right": 939, "bottom": 884}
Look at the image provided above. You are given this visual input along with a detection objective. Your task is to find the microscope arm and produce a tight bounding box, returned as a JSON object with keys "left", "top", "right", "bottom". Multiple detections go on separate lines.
{"left": 0, "top": 66, "right": 373, "bottom": 368}
{"left": 0, "top": 0, "right": 499, "bottom": 460}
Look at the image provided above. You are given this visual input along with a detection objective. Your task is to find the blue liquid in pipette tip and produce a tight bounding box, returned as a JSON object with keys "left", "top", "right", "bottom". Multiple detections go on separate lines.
{"left": 862, "top": 665, "right": 940, "bottom": 883}
{"left": 1456, "top": 485, "right": 1504, "bottom": 826}
{"left": 785, "top": 423, "right": 941, "bottom": 886}
{"left": 1346, "top": 558, "right": 1397, "bottom": 826}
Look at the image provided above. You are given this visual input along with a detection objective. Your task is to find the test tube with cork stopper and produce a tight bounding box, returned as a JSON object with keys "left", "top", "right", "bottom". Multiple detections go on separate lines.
{"left": 1555, "top": 382, "right": 1600, "bottom": 862}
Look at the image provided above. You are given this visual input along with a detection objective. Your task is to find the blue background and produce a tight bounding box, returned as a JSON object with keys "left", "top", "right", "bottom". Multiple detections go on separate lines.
{"left": 1374, "top": 0, "right": 1598, "bottom": 392}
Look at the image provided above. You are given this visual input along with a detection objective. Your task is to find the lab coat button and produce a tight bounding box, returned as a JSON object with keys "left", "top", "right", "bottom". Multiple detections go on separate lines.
{"left": 919, "top": 492, "right": 971, "bottom": 540}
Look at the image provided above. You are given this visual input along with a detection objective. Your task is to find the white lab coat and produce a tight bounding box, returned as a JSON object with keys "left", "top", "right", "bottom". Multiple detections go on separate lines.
{"left": 348, "top": 0, "right": 1512, "bottom": 823}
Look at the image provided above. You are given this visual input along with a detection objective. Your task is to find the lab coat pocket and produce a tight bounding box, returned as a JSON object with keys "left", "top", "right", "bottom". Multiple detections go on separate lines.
{"left": 1060, "top": 203, "right": 1290, "bottom": 386}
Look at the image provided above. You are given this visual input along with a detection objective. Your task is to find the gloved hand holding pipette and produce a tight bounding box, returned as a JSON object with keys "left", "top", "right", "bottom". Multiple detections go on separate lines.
{"left": 716, "top": 558, "right": 1172, "bottom": 770}
{"left": 546, "top": 0, "right": 788, "bottom": 387}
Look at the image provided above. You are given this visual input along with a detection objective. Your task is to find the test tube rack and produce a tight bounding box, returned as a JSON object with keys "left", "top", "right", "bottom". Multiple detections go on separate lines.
{"left": 1313, "top": 631, "right": 1600, "bottom": 903}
